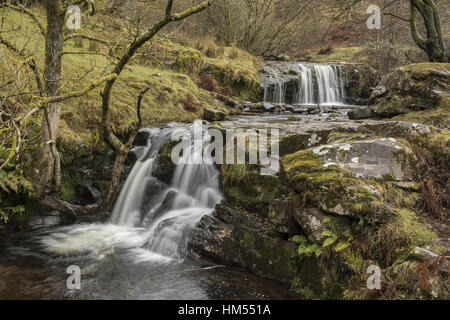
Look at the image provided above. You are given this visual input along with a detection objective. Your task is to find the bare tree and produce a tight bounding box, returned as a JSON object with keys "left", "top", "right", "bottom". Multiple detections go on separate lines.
{"left": 324, "top": 0, "right": 449, "bottom": 62}
{"left": 205, "top": 0, "right": 312, "bottom": 56}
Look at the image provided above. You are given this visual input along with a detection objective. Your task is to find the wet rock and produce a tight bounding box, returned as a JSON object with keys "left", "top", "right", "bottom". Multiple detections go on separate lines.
{"left": 273, "top": 106, "right": 285, "bottom": 114}
{"left": 126, "top": 146, "right": 147, "bottom": 166}
{"left": 77, "top": 180, "right": 102, "bottom": 205}
{"left": 345, "top": 64, "right": 378, "bottom": 102}
{"left": 292, "top": 106, "right": 308, "bottom": 114}
{"left": 214, "top": 93, "right": 242, "bottom": 109}
{"left": 307, "top": 106, "right": 320, "bottom": 114}
{"left": 190, "top": 204, "right": 299, "bottom": 284}
{"left": 154, "top": 140, "right": 177, "bottom": 185}
{"left": 220, "top": 164, "right": 282, "bottom": 215}
{"left": 268, "top": 200, "right": 301, "bottom": 234}
{"left": 284, "top": 105, "right": 294, "bottom": 113}
{"left": 203, "top": 108, "right": 226, "bottom": 121}
{"left": 133, "top": 129, "right": 152, "bottom": 147}
{"left": 28, "top": 211, "right": 62, "bottom": 230}
{"left": 348, "top": 106, "right": 375, "bottom": 120}
{"left": 293, "top": 208, "right": 328, "bottom": 244}
{"left": 241, "top": 101, "right": 253, "bottom": 109}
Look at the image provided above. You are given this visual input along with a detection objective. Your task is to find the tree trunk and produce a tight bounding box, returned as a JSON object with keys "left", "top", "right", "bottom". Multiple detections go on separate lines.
{"left": 410, "top": 0, "right": 449, "bottom": 62}
{"left": 37, "top": 0, "right": 65, "bottom": 193}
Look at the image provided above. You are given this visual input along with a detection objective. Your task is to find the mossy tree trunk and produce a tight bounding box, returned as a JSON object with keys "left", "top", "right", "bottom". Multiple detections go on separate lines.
{"left": 409, "top": 0, "right": 449, "bottom": 62}
{"left": 38, "top": 0, "right": 65, "bottom": 194}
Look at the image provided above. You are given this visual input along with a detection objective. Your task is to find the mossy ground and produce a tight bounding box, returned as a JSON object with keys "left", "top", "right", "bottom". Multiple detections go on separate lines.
{"left": 302, "top": 46, "right": 367, "bottom": 64}
{"left": 392, "top": 97, "right": 450, "bottom": 129}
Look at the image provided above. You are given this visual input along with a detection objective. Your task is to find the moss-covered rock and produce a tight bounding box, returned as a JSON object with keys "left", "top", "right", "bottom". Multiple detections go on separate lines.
{"left": 221, "top": 164, "right": 283, "bottom": 215}
{"left": 154, "top": 140, "right": 178, "bottom": 185}
{"left": 369, "top": 63, "right": 449, "bottom": 118}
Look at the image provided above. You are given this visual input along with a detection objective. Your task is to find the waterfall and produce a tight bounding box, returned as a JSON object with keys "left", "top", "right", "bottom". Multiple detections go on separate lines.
{"left": 112, "top": 124, "right": 223, "bottom": 260}
{"left": 260, "top": 62, "right": 348, "bottom": 105}
{"left": 42, "top": 124, "right": 223, "bottom": 263}
{"left": 295, "top": 64, "right": 313, "bottom": 105}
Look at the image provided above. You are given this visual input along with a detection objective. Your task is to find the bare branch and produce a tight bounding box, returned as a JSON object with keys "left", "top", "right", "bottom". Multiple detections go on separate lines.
{"left": 0, "top": 2, "right": 46, "bottom": 38}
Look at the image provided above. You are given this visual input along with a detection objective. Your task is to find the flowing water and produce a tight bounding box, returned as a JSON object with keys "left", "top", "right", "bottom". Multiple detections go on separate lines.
{"left": 261, "top": 62, "right": 348, "bottom": 105}
{"left": 0, "top": 123, "right": 300, "bottom": 299}
{"left": 0, "top": 62, "right": 357, "bottom": 300}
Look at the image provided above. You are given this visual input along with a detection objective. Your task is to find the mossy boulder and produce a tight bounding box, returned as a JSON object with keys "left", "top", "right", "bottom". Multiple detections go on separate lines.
{"left": 190, "top": 204, "right": 318, "bottom": 286}
{"left": 369, "top": 63, "right": 449, "bottom": 117}
{"left": 345, "top": 63, "right": 378, "bottom": 104}
{"left": 220, "top": 164, "right": 283, "bottom": 215}
{"left": 202, "top": 108, "right": 226, "bottom": 122}
{"left": 282, "top": 137, "right": 418, "bottom": 222}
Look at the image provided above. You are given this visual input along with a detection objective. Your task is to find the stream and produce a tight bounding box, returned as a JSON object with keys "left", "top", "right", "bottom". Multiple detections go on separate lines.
{"left": 0, "top": 123, "right": 303, "bottom": 300}
{"left": 0, "top": 61, "right": 362, "bottom": 300}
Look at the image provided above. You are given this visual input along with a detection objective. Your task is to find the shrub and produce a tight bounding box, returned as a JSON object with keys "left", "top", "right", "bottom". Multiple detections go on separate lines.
{"left": 178, "top": 95, "right": 198, "bottom": 112}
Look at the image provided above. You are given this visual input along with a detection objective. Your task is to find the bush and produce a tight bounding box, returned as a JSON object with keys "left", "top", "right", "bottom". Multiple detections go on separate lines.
{"left": 178, "top": 95, "right": 199, "bottom": 112}
{"left": 228, "top": 47, "right": 240, "bottom": 59}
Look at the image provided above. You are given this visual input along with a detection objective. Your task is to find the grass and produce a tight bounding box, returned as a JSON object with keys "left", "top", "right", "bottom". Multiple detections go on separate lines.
{"left": 392, "top": 98, "right": 450, "bottom": 129}
{"left": 302, "top": 46, "right": 367, "bottom": 63}
{"left": 402, "top": 62, "right": 450, "bottom": 73}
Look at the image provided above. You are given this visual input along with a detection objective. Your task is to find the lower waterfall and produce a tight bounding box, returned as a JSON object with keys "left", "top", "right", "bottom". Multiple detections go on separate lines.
{"left": 41, "top": 124, "right": 223, "bottom": 262}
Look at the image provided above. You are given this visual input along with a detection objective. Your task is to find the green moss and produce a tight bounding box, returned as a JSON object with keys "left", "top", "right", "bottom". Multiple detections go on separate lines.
{"left": 221, "top": 164, "right": 283, "bottom": 215}
{"left": 210, "top": 63, "right": 261, "bottom": 101}
{"left": 392, "top": 97, "right": 450, "bottom": 129}
{"left": 304, "top": 47, "right": 367, "bottom": 64}
{"left": 174, "top": 52, "right": 204, "bottom": 74}
{"left": 279, "top": 134, "right": 308, "bottom": 156}
{"left": 402, "top": 62, "right": 450, "bottom": 74}
{"left": 327, "top": 131, "right": 365, "bottom": 144}
{"left": 57, "top": 169, "right": 81, "bottom": 202}
{"left": 381, "top": 182, "right": 420, "bottom": 209}
{"left": 394, "top": 209, "right": 436, "bottom": 247}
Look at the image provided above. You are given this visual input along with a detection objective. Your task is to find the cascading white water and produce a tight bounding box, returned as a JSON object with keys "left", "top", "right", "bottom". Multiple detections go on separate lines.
{"left": 260, "top": 62, "right": 348, "bottom": 105}
{"left": 295, "top": 64, "right": 313, "bottom": 105}
{"left": 112, "top": 124, "right": 223, "bottom": 260}
{"left": 41, "top": 124, "right": 223, "bottom": 263}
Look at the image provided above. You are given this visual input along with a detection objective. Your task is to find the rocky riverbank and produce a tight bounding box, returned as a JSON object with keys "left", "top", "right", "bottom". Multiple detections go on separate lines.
{"left": 187, "top": 116, "right": 449, "bottom": 299}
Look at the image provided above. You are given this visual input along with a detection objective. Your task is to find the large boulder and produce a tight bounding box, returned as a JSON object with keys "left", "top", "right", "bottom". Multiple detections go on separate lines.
{"left": 190, "top": 204, "right": 312, "bottom": 285}
{"left": 348, "top": 106, "right": 375, "bottom": 120}
{"left": 369, "top": 63, "right": 449, "bottom": 117}
{"left": 202, "top": 108, "right": 226, "bottom": 121}
{"left": 310, "top": 138, "right": 415, "bottom": 181}
{"left": 282, "top": 137, "right": 418, "bottom": 222}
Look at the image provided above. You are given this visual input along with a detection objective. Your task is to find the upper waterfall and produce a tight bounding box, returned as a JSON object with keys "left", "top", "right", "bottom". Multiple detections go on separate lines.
{"left": 260, "top": 62, "right": 348, "bottom": 106}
